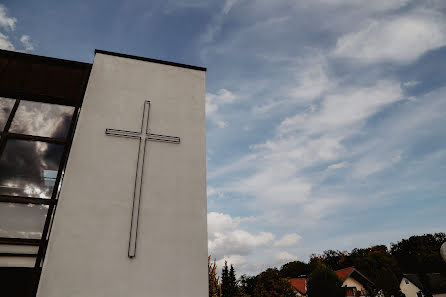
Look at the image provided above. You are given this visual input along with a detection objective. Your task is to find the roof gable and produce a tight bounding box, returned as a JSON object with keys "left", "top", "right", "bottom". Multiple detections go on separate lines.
{"left": 289, "top": 278, "right": 306, "bottom": 294}
{"left": 404, "top": 273, "right": 446, "bottom": 294}
{"left": 336, "top": 267, "right": 355, "bottom": 282}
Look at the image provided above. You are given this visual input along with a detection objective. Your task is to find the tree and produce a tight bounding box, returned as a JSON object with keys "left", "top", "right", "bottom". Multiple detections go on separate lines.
{"left": 229, "top": 265, "right": 238, "bottom": 297}
{"left": 221, "top": 262, "right": 240, "bottom": 297}
{"left": 239, "top": 274, "right": 256, "bottom": 297}
{"left": 208, "top": 256, "right": 221, "bottom": 297}
{"left": 346, "top": 245, "right": 403, "bottom": 297}
{"left": 253, "top": 268, "right": 295, "bottom": 297}
{"left": 221, "top": 261, "right": 231, "bottom": 297}
{"left": 280, "top": 260, "right": 313, "bottom": 278}
{"left": 391, "top": 233, "right": 446, "bottom": 273}
{"left": 306, "top": 264, "right": 344, "bottom": 297}
{"left": 309, "top": 250, "right": 349, "bottom": 270}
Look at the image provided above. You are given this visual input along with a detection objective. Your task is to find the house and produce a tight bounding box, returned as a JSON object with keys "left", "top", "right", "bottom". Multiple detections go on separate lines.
{"left": 289, "top": 277, "right": 307, "bottom": 297}
{"left": 336, "top": 267, "right": 374, "bottom": 297}
{"left": 289, "top": 267, "right": 373, "bottom": 297}
{"left": 400, "top": 273, "right": 446, "bottom": 297}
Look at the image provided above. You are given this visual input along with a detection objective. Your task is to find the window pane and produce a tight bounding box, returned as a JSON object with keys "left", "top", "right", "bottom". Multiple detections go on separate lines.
{"left": 9, "top": 100, "right": 74, "bottom": 138}
{"left": 0, "top": 97, "right": 16, "bottom": 131}
{"left": 0, "top": 202, "right": 48, "bottom": 239}
{"left": 0, "top": 139, "right": 64, "bottom": 198}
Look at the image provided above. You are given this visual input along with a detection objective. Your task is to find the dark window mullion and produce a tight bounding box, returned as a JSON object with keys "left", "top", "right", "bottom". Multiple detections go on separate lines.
{"left": 0, "top": 237, "right": 41, "bottom": 246}
{"left": 0, "top": 99, "right": 20, "bottom": 157}
{"left": 6, "top": 133, "right": 66, "bottom": 144}
{"left": 34, "top": 106, "right": 80, "bottom": 273}
{"left": 0, "top": 253, "right": 37, "bottom": 257}
{"left": 0, "top": 195, "right": 55, "bottom": 205}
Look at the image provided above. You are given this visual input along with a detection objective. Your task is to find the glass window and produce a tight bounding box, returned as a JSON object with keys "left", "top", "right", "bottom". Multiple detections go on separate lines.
{"left": 0, "top": 203, "right": 48, "bottom": 239}
{"left": 9, "top": 100, "right": 74, "bottom": 138}
{"left": 0, "top": 97, "right": 16, "bottom": 131}
{"left": 0, "top": 139, "right": 64, "bottom": 198}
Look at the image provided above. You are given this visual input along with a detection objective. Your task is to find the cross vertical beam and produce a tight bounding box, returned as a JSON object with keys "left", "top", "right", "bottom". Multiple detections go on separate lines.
{"left": 105, "top": 101, "right": 180, "bottom": 258}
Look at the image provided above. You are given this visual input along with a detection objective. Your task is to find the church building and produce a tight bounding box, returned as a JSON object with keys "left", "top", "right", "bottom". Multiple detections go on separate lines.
{"left": 0, "top": 48, "right": 208, "bottom": 297}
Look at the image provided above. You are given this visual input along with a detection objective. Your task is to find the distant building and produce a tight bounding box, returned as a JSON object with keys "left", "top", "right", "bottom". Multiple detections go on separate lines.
{"left": 400, "top": 273, "right": 446, "bottom": 297}
{"left": 288, "top": 267, "right": 374, "bottom": 297}
{"left": 289, "top": 277, "right": 307, "bottom": 297}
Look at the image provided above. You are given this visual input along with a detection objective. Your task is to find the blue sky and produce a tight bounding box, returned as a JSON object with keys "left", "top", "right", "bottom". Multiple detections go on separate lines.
{"left": 1, "top": 0, "right": 446, "bottom": 275}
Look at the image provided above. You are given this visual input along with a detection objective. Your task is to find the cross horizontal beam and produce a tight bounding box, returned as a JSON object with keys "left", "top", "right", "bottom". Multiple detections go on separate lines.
{"left": 105, "top": 129, "right": 180, "bottom": 144}
{"left": 105, "top": 129, "right": 140, "bottom": 139}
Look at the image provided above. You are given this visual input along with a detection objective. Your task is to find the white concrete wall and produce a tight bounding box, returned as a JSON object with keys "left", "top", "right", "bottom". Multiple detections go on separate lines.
{"left": 37, "top": 53, "right": 207, "bottom": 297}
{"left": 400, "top": 278, "right": 422, "bottom": 297}
{"left": 343, "top": 277, "right": 367, "bottom": 296}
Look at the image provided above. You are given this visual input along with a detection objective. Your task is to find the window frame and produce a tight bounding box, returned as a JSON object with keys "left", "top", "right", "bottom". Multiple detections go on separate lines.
{"left": 0, "top": 97, "right": 80, "bottom": 295}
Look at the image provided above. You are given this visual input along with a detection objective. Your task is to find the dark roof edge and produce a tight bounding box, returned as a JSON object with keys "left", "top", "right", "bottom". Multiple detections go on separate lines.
{"left": 95, "top": 49, "right": 207, "bottom": 72}
{"left": 0, "top": 49, "right": 92, "bottom": 67}
{"left": 351, "top": 268, "right": 374, "bottom": 285}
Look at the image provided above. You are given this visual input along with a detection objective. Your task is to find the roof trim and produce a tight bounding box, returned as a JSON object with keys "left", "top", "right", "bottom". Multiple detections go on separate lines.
{"left": 0, "top": 49, "right": 92, "bottom": 67}
{"left": 94, "top": 49, "right": 207, "bottom": 72}
{"left": 351, "top": 269, "right": 374, "bottom": 285}
{"left": 336, "top": 267, "right": 374, "bottom": 285}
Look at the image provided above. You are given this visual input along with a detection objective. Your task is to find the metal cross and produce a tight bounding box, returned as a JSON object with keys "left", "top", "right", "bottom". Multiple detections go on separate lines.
{"left": 105, "top": 101, "right": 180, "bottom": 258}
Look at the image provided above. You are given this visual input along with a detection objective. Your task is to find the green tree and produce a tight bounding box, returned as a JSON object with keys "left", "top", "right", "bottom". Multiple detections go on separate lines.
{"left": 306, "top": 264, "right": 344, "bottom": 297}
{"left": 349, "top": 245, "right": 403, "bottom": 297}
{"left": 253, "top": 268, "right": 295, "bottom": 297}
{"left": 391, "top": 233, "right": 446, "bottom": 273}
{"left": 309, "top": 250, "right": 350, "bottom": 270}
{"left": 239, "top": 274, "right": 256, "bottom": 297}
{"left": 221, "top": 261, "right": 230, "bottom": 297}
{"left": 280, "top": 260, "right": 313, "bottom": 278}
{"left": 229, "top": 264, "right": 238, "bottom": 297}
{"left": 208, "top": 256, "right": 221, "bottom": 297}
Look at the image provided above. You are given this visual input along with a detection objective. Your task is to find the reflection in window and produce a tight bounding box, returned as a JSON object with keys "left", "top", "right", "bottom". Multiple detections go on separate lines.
{"left": 43, "top": 170, "right": 57, "bottom": 187}
{"left": 0, "top": 97, "right": 15, "bottom": 130}
{"left": 0, "top": 203, "right": 48, "bottom": 239}
{"left": 9, "top": 100, "right": 74, "bottom": 138}
{"left": 0, "top": 140, "right": 64, "bottom": 198}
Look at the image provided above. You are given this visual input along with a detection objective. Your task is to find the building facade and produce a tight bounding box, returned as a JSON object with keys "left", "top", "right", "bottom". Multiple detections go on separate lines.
{"left": 0, "top": 49, "right": 208, "bottom": 297}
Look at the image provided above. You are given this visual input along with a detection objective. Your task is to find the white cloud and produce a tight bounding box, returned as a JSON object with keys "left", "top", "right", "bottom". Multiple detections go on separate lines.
{"left": 20, "top": 35, "right": 34, "bottom": 51}
{"left": 0, "top": 32, "right": 14, "bottom": 50}
{"left": 275, "top": 251, "right": 297, "bottom": 262}
{"left": 216, "top": 120, "right": 227, "bottom": 128}
{"left": 279, "top": 80, "right": 402, "bottom": 135}
{"left": 209, "top": 229, "right": 275, "bottom": 258}
{"left": 0, "top": 5, "right": 35, "bottom": 52}
{"left": 334, "top": 12, "right": 446, "bottom": 64}
{"left": 207, "top": 186, "right": 221, "bottom": 197}
{"left": 315, "top": 0, "right": 410, "bottom": 12}
{"left": 274, "top": 233, "right": 302, "bottom": 247}
{"left": 206, "top": 88, "right": 236, "bottom": 128}
{"left": 216, "top": 254, "right": 247, "bottom": 268}
{"left": 352, "top": 151, "right": 403, "bottom": 178}
{"left": 0, "top": 4, "right": 16, "bottom": 31}
{"left": 203, "top": 0, "right": 446, "bottom": 276}
{"left": 212, "top": 80, "right": 403, "bottom": 230}
{"left": 207, "top": 212, "right": 239, "bottom": 234}
{"left": 403, "top": 80, "right": 420, "bottom": 87}
{"left": 327, "top": 162, "right": 348, "bottom": 170}
{"left": 289, "top": 58, "right": 334, "bottom": 103}
{"left": 208, "top": 212, "right": 274, "bottom": 261}
{"left": 223, "top": 0, "right": 238, "bottom": 15}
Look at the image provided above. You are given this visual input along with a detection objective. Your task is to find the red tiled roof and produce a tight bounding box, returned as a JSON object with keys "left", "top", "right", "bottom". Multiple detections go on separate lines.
{"left": 289, "top": 278, "right": 306, "bottom": 294}
{"left": 335, "top": 267, "right": 355, "bottom": 282}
